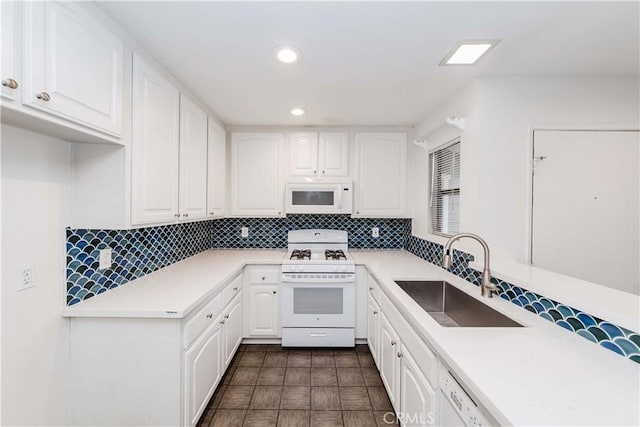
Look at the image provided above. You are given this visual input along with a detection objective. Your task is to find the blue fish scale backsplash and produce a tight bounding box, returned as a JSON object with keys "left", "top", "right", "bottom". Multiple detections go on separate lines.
{"left": 65, "top": 215, "right": 640, "bottom": 364}
{"left": 212, "top": 215, "right": 411, "bottom": 249}
{"left": 66, "top": 221, "right": 212, "bottom": 305}
{"left": 405, "top": 234, "right": 640, "bottom": 364}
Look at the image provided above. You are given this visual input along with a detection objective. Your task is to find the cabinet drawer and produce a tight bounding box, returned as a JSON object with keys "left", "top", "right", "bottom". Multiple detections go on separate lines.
{"left": 282, "top": 328, "right": 354, "bottom": 347}
{"left": 184, "top": 293, "right": 222, "bottom": 349}
{"left": 223, "top": 274, "right": 243, "bottom": 307}
{"left": 367, "top": 275, "right": 381, "bottom": 303}
{"left": 248, "top": 268, "right": 280, "bottom": 284}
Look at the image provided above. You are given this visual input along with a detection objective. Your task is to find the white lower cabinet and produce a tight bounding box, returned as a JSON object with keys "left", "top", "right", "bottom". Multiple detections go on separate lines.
{"left": 367, "top": 294, "right": 381, "bottom": 368}
{"left": 244, "top": 266, "right": 281, "bottom": 338}
{"left": 184, "top": 318, "right": 223, "bottom": 426}
{"left": 223, "top": 293, "right": 243, "bottom": 367}
{"left": 399, "top": 344, "right": 437, "bottom": 427}
{"left": 367, "top": 273, "right": 440, "bottom": 426}
{"left": 379, "top": 312, "right": 400, "bottom": 408}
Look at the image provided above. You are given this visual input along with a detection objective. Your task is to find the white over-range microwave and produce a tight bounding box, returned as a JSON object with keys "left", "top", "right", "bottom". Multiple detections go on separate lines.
{"left": 285, "top": 182, "right": 352, "bottom": 214}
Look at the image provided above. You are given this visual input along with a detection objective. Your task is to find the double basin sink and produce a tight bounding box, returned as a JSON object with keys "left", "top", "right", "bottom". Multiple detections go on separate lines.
{"left": 394, "top": 280, "right": 522, "bottom": 327}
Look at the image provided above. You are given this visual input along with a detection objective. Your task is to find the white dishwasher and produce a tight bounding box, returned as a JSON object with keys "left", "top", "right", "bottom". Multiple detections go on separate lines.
{"left": 439, "top": 369, "right": 491, "bottom": 427}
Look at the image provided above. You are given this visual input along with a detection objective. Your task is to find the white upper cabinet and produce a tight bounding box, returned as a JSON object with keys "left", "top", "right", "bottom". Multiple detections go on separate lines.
{"left": 354, "top": 132, "right": 407, "bottom": 217}
{"left": 318, "top": 132, "right": 349, "bottom": 177}
{"left": 1, "top": 0, "right": 20, "bottom": 101}
{"left": 231, "top": 132, "right": 284, "bottom": 217}
{"left": 288, "top": 131, "right": 349, "bottom": 177}
{"left": 207, "top": 118, "right": 227, "bottom": 218}
{"left": 289, "top": 132, "right": 318, "bottom": 176}
{"left": 22, "top": 1, "right": 124, "bottom": 136}
{"left": 131, "top": 53, "right": 180, "bottom": 225}
{"left": 179, "top": 95, "right": 208, "bottom": 221}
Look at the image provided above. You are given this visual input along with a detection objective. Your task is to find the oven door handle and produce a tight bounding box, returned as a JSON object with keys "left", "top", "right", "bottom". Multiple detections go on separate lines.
{"left": 309, "top": 332, "right": 328, "bottom": 337}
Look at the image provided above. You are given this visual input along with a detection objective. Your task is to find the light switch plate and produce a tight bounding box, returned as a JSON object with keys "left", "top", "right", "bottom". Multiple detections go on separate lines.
{"left": 99, "top": 248, "right": 112, "bottom": 270}
{"left": 372, "top": 227, "right": 379, "bottom": 238}
{"left": 17, "top": 263, "right": 35, "bottom": 291}
{"left": 241, "top": 227, "right": 249, "bottom": 238}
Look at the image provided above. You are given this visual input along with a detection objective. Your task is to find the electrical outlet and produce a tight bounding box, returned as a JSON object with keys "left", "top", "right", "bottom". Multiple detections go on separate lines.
{"left": 372, "top": 227, "right": 379, "bottom": 238}
{"left": 17, "top": 263, "right": 35, "bottom": 291}
{"left": 241, "top": 227, "right": 249, "bottom": 238}
{"left": 99, "top": 248, "right": 113, "bottom": 270}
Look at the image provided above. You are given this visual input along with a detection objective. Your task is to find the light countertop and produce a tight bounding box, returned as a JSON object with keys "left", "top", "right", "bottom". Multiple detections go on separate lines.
{"left": 64, "top": 248, "right": 640, "bottom": 426}
{"left": 62, "top": 249, "right": 286, "bottom": 318}
{"left": 351, "top": 250, "right": 640, "bottom": 427}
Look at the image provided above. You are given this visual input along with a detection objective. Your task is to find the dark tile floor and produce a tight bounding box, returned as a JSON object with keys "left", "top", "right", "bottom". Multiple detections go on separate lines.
{"left": 197, "top": 344, "right": 398, "bottom": 427}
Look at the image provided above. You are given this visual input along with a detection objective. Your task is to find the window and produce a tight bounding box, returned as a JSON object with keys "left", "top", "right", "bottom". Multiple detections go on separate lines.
{"left": 429, "top": 140, "right": 461, "bottom": 236}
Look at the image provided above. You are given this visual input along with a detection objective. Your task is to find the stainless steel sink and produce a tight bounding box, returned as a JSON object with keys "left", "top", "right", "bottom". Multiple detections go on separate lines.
{"left": 394, "top": 280, "right": 523, "bottom": 327}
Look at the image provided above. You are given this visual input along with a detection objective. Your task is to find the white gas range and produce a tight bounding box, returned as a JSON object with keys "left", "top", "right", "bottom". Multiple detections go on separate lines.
{"left": 281, "top": 229, "right": 356, "bottom": 347}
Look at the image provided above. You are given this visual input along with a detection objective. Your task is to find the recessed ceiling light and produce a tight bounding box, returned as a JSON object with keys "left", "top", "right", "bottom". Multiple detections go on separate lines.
{"left": 275, "top": 45, "right": 302, "bottom": 64}
{"left": 290, "top": 107, "right": 306, "bottom": 116}
{"left": 440, "top": 40, "right": 500, "bottom": 66}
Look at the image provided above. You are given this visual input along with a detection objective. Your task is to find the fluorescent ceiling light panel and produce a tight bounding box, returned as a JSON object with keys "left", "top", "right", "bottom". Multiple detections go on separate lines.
{"left": 440, "top": 40, "right": 500, "bottom": 65}
{"left": 290, "top": 107, "right": 306, "bottom": 116}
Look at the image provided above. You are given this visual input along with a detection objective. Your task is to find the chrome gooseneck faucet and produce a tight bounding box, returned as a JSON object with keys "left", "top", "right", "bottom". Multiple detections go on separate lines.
{"left": 442, "top": 233, "right": 498, "bottom": 298}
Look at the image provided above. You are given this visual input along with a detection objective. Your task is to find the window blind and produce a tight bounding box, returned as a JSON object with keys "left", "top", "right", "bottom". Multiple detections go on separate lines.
{"left": 429, "top": 140, "right": 461, "bottom": 236}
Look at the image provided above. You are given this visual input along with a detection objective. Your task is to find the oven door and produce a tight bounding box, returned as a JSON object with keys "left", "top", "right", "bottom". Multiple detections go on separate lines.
{"left": 285, "top": 183, "right": 345, "bottom": 214}
{"left": 281, "top": 281, "right": 355, "bottom": 328}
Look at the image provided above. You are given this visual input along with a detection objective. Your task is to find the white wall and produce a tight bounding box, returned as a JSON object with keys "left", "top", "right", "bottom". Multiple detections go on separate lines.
{"left": 410, "top": 77, "right": 640, "bottom": 273}
{"left": 1, "top": 125, "right": 71, "bottom": 426}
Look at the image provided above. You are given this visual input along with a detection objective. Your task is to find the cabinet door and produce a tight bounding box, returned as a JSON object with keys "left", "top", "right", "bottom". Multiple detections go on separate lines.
{"left": 247, "top": 285, "right": 280, "bottom": 337}
{"left": 379, "top": 312, "right": 400, "bottom": 409}
{"left": 131, "top": 54, "right": 180, "bottom": 225}
{"left": 184, "top": 320, "right": 223, "bottom": 427}
{"left": 354, "top": 133, "right": 407, "bottom": 217}
{"left": 289, "top": 132, "right": 318, "bottom": 176}
{"left": 23, "top": 1, "right": 123, "bottom": 136}
{"left": 207, "top": 118, "right": 226, "bottom": 218}
{"left": 231, "top": 133, "right": 284, "bottom": 216}
{"left": 367, "top": 295, "right": 380, "bottom": 368}
{"left": 1, "top": 0, "right": 19, "bottom": 101}
{"left": 179, "top": 95, "right": 208, "bottom": 220}
{"left": 318, "top": 132, "right": 349, "bottom": 177}
{"left": 223, "top": 295, "right": 243, "bottom": 367}
{"left": 400, "top": 346, "right": 437, "bottom": 427}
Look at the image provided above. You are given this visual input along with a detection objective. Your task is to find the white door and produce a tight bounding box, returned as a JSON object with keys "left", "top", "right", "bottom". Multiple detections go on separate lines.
{"left": 1, "top": 0, "right": 19, "bottom": 101}
{"left": 319, "top": 132, "right": 349, "bottom": 177}
{"left": 207, "top": 118, "right": 226, "bottom": 218}
{"left": 247, "top": 285, "right": 280, "bottom": 337}
{"left": 131, "top": 54, "right": 180, "bottom": 225}
{"left": 184, "top": 320, "right": 223, "bottom": 427}
{"left": 22, "top": 1, "right": 123, "bottom": 136}
{"left": 532, "top": 130, "right": 640, "bottom": 294}
{"left": 289, "top": 132, "right": 318, "bottom": 176}
{"left": 399, "top": 346, "right": 437, "bottom": 426}
{"left": 354, "top": 133, "right": 407, "bottom": 217}
{"left": 379, "top": 312, "right": 400, "bottom": 408}
{"left": 223, "top": 295, "right": 243, "bottom": 367}
{"left": 231, "top": 133, "right": 284, "bottom": 216}
{"left": 367, "top": 296, "right": 380, "bottom": 368}
{"left": 179, "top": 95, "right": 208, "bottom": 221}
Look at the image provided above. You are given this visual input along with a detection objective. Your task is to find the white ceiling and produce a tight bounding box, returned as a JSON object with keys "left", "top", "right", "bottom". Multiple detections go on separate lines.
{"left": 98, "top": 1, "right": 639, "bottom": 127}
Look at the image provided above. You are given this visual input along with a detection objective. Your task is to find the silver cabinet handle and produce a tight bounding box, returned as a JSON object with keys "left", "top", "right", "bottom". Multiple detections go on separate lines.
{"left": 373, "top": 310, "right": 378, "bottom": 315}
{"left": 322, "top": 170, "right": 325, "bottom": 174}
{"left": 278, "top": 211, "right": 282, "bottom": 215}
{"left": 36, "top": 92, "right": 51, "bottom": 101}
{"left": 2, "top": 78, "right": 18, "bottom": 89}
{"left": 391, "top": 340, "right": 396, "bottom": 346}
{"left": 272, "top": 291, "right": 276, "bottom": 295}
{"left": 206, "top": 313, "right": 213, "bottom": 319}
{"left": 233, "top": 287, "right": 238, "bottom": 291}
{"left": 369, "top": 287, "right": 373, "bottom": 291}
{"left": 224, "top": 314, "right": 229, "bottom": 319}
{"left": 261, "top": 276, "right": 266, "bottom": 280}
{"left": 397, "top": 352, "right": 404, "bottom": 358}
{"left": 313, "top": 170, "right": 317, "bottom": 174}
{"left": 183, "top": 213, "right": 189, "bottom": 218}
{"left": 220, "top": 320, "right": 225, "bottom": 325}
{"left": 174, "top": 214, "right": 180, "bottom": 218}
{"left": 356, "top": 211, "right": 360, "bottom": 215}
